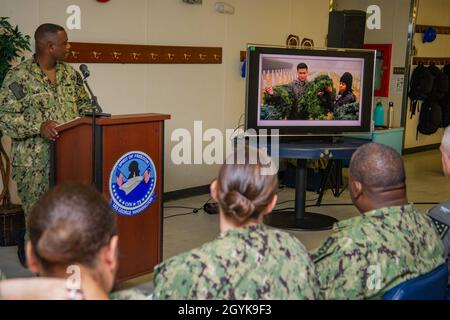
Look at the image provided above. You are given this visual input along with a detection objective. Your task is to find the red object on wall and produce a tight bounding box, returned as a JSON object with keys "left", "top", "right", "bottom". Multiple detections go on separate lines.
{"left": 97, "top": 0, "right": 110, "bottom": 3}
{"left": 363, "top": 44, "right": 392, "bottom": 97}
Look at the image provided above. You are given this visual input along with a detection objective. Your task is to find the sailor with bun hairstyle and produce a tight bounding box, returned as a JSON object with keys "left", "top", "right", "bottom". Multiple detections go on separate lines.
{"left": 153, "top": 146, "right": 319, "bottom": 300}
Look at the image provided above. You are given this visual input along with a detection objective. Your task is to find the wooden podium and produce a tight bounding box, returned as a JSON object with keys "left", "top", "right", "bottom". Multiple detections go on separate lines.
{"left": 51, "top": 113, "right": 170, "bottom": 282}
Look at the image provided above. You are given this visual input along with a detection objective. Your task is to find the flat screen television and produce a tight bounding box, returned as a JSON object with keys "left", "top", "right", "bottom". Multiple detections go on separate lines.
{"left": 245, "top": 45, "right": 376, "bottom": 136}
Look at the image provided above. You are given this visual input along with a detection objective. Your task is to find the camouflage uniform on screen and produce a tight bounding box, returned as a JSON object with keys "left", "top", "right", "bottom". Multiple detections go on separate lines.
{"left": 153, "top": 224, "right": 319, "bottom": 300}
{"left": 0, "top": 57, "right": 92, "bottom": 237}
{"left": 310, "top": 204, "right": 445, "bottom": 300}
{"left": 287, "top": 79, "right": 308, "bottom": 119}
{"left": 288, "top": 79, "right": 309, "bottom": 101}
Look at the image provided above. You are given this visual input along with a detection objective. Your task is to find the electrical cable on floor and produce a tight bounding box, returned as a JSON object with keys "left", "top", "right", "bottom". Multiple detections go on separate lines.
{"left": 164, "top": 211, "right": 197, "bottom": 220}
{"left": 163, "top": 205, "right": 201, "bottom": 220}
{"left": 275, "top": 198, "right": 319, "bottom": 206}
{"left": 164, "top": 205, "right": 200, "bottom": 211}
{"left": 164, "top": 197, "right": 213, "bottom": 220}
{"left": 306, "top": 203, "right": 353, "bottom": 207}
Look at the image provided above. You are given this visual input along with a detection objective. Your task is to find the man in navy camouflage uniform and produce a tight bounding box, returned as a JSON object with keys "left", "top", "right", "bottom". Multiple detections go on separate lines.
{"left": 311, "top": 143, "right": 444, "bottom": 299}
{"left": 0, "top": 24, "right": 92, "bottom": 265}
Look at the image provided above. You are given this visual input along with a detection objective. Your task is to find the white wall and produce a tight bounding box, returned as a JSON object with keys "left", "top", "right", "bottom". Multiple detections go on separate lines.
{"left": 403, "top": 0, "right": 450, "bottom": 149}
{"left": 335, "top": 0, "right": 411, "bottom": 132}
{"left": 0, "top": 0, "right": 330, "bottom": 196}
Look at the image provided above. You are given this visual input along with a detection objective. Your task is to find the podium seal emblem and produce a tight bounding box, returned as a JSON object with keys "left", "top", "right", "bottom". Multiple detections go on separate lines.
{"left": 109, "top": 151, "right": 157, "bottom": 216}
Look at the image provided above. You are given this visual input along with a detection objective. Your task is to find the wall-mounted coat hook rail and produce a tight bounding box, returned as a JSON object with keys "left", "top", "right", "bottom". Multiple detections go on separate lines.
{"left": 415, "top": 24, "right": 450, "bottom": 35}
{"left": 65, "top": 42, "right": 222, "bottom": 64}
{"left": 412, "top": 57, "right": 450, "bottom": 66}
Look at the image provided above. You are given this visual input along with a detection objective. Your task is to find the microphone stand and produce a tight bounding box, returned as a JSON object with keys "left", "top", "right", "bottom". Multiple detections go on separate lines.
{"left": 82, "top": 75, "right": 103, "bottom": 189}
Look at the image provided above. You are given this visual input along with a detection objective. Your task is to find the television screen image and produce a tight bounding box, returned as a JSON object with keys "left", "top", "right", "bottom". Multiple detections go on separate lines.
{"left": 245, "top": 46, "right": 375, "bottom": 135}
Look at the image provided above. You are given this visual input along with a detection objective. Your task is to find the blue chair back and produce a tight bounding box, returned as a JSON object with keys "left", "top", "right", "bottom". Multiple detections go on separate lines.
{"left": 383, "top": 264, "right": 449, "bottom": 300}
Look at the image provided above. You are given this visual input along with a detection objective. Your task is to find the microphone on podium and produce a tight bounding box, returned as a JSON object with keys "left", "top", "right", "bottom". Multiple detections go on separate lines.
{"left": 78, "top": 64, "right": 109, "bottom": 117}
{"left": 79, "top": 64, "right": 90, "bottom": 79}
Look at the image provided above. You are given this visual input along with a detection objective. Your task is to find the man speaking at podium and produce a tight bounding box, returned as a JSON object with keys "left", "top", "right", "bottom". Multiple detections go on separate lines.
{"left": 0, "top": 23, "right": 93, "bottom": 266}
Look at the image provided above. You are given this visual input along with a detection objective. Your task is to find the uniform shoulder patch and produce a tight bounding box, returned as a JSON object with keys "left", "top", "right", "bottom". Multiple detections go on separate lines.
{"left": 8, "top": 82, "right": 26, "bottom": 100}
{"left": 429, "top": 216, "right": 450, "bottom": 238}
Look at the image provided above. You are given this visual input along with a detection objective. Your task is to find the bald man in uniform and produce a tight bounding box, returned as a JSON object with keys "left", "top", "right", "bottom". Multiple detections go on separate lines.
{"left": 311, "top": 143, "right": 444, "bottom": 299}
{"left": 0, "top": 23, "right": 93, "bottom": 266}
